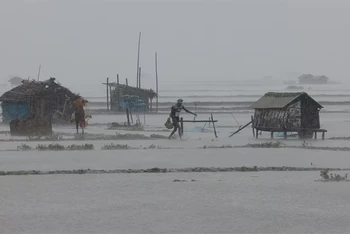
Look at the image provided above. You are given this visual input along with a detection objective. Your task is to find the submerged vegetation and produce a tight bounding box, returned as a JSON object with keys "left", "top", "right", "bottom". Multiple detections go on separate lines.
{"left": 17, "top": 144, "right": 32, "bottom": 151}
{"left": 101, "top": 143, "right": 130, "bottom": 150}
{"left": 202, "top": 141, "right": 284, "bottom": 149}
{"left": 35, "top": 144, "right": 94, "bottom": 151}
{"left": 317, "top": 169, "right": 349, "bottom": 182}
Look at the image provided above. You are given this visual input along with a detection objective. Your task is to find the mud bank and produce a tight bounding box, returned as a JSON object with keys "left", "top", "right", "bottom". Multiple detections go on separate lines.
{"left": 0, "top": 133, "right": 169, "bottom": 142}
{"left": 1, "top": 166, "right": 349, "bottom": 176}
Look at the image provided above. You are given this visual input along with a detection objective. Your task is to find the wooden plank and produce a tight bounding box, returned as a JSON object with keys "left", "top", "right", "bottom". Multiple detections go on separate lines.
{"left": 255, "top": 127, "right": 327, "bottom": 132}
{"left": 181, "top": 120, "right": 218, "bottom": 123}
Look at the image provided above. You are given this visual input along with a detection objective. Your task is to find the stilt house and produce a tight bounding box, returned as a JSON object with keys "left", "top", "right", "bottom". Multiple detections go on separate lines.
{"left": 250, "top": 92, "right": 327, "bottom": 139}
{"left": 104, "top": 81, "right": 157, "bottom": 112}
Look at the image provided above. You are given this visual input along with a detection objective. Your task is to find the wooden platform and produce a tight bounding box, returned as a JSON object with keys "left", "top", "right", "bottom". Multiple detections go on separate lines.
{"left": 254, "top": 128, "right": 327, "bottom": 140}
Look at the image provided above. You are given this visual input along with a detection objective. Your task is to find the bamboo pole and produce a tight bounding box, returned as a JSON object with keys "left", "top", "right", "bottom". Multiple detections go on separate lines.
{"left": 155, "top": 52, "right": 159, "bottom": 113}
{"left": 229, "top": 121, "right": 252, "bottom": 137}
{"left": 109, "top": 85, "right": 112, "bottom": 110}
{"left": 116, "top": 74, "right": 120, "bottom": 111}
{"left": 136, "top": 32, "right": 141, "bottom": 88}
{"left": 138, "top": 67, "right": 142, "bottom": 88}
{"left": 211, "top": 113, "right": 218, "bottom": 138}
{"left": 37, "top": 64, "right": 41, "bottom": 81}
{"left": 106, "top": 77, "right": 109, "bottom": 111}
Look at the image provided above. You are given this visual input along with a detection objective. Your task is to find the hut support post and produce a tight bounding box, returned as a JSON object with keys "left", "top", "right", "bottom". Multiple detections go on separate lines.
{"left": 126, "top": 108, "right": 131, "bottom": 126}
{"left": 106, "top": 77, "right": 109, "bottom": 111}
{"left": 255, "top": 128, "right": 258, "bottom": 139}
{"left": 284, "top": 131, "right": 287, "bottom": 139}
{"left": 116, "top": 74, "right": 120, "bottom": 111}
{"left": 314, "top": 132, "right": 317, "bottom": 139}
{"left": 271, "top": 131, "right": 274, "bottom": 139}
{"left": 322, "top": 132, "right": 325, "bottom": 140}
{"left": 109, "top": 85, "right": 112, "bottom": 110}
{"left": 211, "top": 113, "right": 217, "bottom": 138}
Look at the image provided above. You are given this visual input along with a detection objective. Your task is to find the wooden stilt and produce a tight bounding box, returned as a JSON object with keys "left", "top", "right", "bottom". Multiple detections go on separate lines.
{"left": 211, "top": 113, "right": 217, "bottom": 138}
{"left": 255, "top": 128, "right": 258, "bottom": 139}
{"left": 271, "top": 131, "right": 274, "bottom": 139}
{"left": 180, "top": 117, "right": 184, "bottom": 136}
{"left": 251, "top": 116, "right": 255, "bottom": 137}
{"left": 116, "top": 74, "right": 120, "bottom": 111}
{"left": 315, "top": 132, "right": 317, "bottom": 139}
{"left": 284, "top": 131, "right": 287, "bottom": 139}
{"left": 106, "top": 77, "right": 109, "bottom": 111}
{"left": 126, "top": 108, "right": 130, "bottom": 126}
{"left": 322, "top": 132, "right": 325, "bottom": 140}
{"left": 109, "top": 85, "right": 112, "bottom": 110}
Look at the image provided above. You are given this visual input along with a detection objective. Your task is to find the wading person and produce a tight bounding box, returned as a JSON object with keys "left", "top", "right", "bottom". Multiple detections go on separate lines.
{"left": 73, "top": 98, "right": 88, "bottom": 134}
{"left": 168, "top": 98, "right": 197, "bottom": 139}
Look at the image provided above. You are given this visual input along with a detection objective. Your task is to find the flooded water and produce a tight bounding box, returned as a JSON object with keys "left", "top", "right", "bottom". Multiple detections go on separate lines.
{"left": 1, "top": 80, "right": 350, "bottom": 233}
{"left": 1, "top": 172, "right": 350, "bottom": 234}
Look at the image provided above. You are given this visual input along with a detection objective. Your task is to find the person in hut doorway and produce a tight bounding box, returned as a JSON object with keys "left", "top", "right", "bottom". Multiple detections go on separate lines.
{"left": 168, "top": 98, "right": 197, "bottom": 139}
{"left": 73, "top": 97, "right": 89, "bottom": 134}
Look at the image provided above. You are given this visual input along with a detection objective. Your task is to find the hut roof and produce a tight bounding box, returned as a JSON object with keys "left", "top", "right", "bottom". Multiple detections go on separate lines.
{"left": 250, "top": 92, "right": 323, "bottom": 109}
{"left": 0, "top": 78, "right": 79, "bottom": 102}
{"left": 104, "top": 82, "right": 157, "bottom": 98}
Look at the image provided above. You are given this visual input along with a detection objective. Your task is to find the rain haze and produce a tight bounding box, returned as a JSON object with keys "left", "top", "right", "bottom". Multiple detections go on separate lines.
{"left": 1, "top": 0, "right": 350, "bottom": 94}
{"left": 2, "top": 1, "right": 350, "bottom": 234}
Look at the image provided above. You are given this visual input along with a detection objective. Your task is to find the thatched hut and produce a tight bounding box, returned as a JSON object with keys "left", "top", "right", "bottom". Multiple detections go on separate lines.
{"left": 0, "top": 78, "right": 80, "bottom": 135}
{"left": 250, "top": 92, "right": 327, "bottom": 139}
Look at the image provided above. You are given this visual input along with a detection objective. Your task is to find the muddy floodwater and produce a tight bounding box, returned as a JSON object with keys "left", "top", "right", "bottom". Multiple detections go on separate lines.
{"left": 1, "top": 172, "right": 350, "bottom": 234}
{"left": 1, "top": 110, "right": 350, "bottom": 233}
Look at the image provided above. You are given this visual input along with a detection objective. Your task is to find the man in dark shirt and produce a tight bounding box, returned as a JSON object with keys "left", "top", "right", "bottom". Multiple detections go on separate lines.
{"left": 168, "top": 98, "right": 197, "bottom": 139}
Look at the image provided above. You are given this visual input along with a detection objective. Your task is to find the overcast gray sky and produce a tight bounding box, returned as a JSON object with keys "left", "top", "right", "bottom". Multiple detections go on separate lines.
{"left": 1, "top": 0, "right": 349, "bottom": 93}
